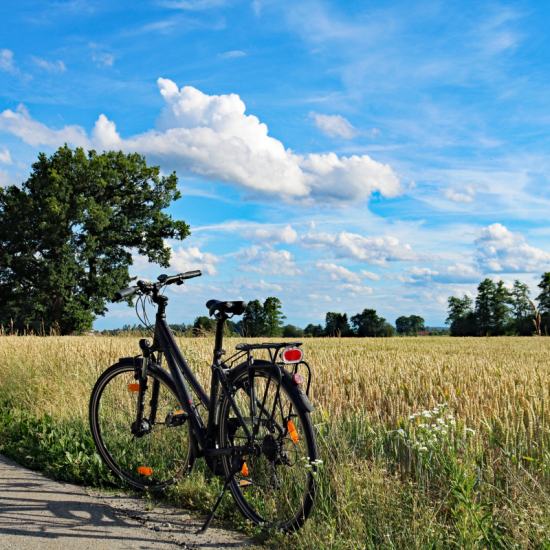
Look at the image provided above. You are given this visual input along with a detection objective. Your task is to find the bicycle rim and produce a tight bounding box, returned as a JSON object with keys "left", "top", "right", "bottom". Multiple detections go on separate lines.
{"left": 90, "top": 363, "right": 194, "bottom": 489}
{"left": 219, "top": 368, "right": 318, "bottom": 530}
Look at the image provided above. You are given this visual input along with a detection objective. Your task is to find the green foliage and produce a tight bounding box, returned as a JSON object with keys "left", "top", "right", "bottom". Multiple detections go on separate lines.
{"left": 282, "top": 324, "right": 304, "bottom": 338}
{"left": 304, "top": 323, "right": 323, "bottom": 337}
{"left": 395, "top": 314, "right": 426, "bottom": 335}
{"left": 193, "top": 315, "right": 216, "bottom": 332}
{"left": 537, "top": 272, "right": 550, "bottom": 315}
{"left": 263, "top": 297, "right": 286, "bottom": 337}
{"left": 351, "top": 308, "right": 395, "bottom": 337}
{"left": 0, "top": 145, "right": 189, "bottom": 334}
{"left": 324, "top": 312, "right": 353, "bottom": 337}
{"left": 242, "top": 297, "right": 286, "bottom": 337}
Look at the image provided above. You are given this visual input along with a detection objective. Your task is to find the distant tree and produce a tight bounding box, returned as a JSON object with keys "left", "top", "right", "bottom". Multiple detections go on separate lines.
{"left": 282, "top": 324, "right": 304, "bottom": 338}
{"left": 0, "top": 145, "right": 189, "bottom": 334}
{"left": 446, "top": 295, "right": 476, "bottom": 336}
{"left": 395, "top": 315, "right": 425, "bottom": 335}
{"left": 304, "top": 323, "right": 323, "bottom": 337}
{"left": 263, "top": 297, "right": 286, "bottom": 337}
{"left": 536, "top": 272, "right": 550, "bottom": 314}
{"left": 351, "top": 308, "right": 394, "bottom": 337}
{"left": 395, "top": 316, "right": 410, "bottom": 335}
{"left": 193, "top": 315, "right": 216, "bottom": 333}
{"left": 511, "top": 280, "right": 531, "bottom": 320}
{"left": 325, "top": 312, "right": 352, "bottom": 337}
{"left": 492, "top": 280, "right": 514, "bottom": 335}
{"left": 242, "top": 299, "right": 266, "bottom": 337}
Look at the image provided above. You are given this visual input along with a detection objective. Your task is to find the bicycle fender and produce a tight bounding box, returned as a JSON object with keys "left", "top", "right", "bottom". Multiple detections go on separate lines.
{"left": 228, "top": 360, "right": 315, "bottom": 414}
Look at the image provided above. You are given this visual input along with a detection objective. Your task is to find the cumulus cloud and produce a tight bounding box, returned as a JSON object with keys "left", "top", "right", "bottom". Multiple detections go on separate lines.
{"left": 32, "top": 57, "right": 66, "bottom": 72}
{"left": 475, "top": 223, "right": 550, "bottom": 273}
{"left": 164, "top": 243, "right": 224, "bottom": 275}
{"left": 406, "top": 264, "right": 481, "bottom": 284}
{"left": 0, "top": 149, "right": 12, "bottom": 165}
{"left": 0, "top": 49, "right": 15, "bottom": 72}
{"left": 315, "top": 262, "right": 361, "bottom": 283}
{"left": 310, "top": 112, "right": 357, "bottom": 139}
{"left": 360, "top": 269, "right": 380, "bottom": 280}
{"left": 241, "top": 225, "right": 297, "bottom": 247}
{"left": 444, "top": 185, "right": 477, "bottom": 203}
{"left": 301, "top": 230, "right": 423, "bottom": 265}
{"left": 336, "top": 284, "right": 373, "bottom": 297}
{"left": 236, "top": 278, "right": 283, "bottom": 293}
{"left": 0, "top": 79, "right": 402, "bottom": 206}
{"left": 235, "top": 247, "right": 301, "bottom": 276}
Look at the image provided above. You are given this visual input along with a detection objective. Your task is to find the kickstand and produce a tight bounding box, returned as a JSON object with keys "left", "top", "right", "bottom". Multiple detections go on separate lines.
{"left": 196, "top": 455, "right": 244, "bottom": 534}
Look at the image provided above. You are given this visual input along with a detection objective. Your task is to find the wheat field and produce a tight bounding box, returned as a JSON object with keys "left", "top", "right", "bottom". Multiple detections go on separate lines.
{"left": 1, "top": 335, "right": 550, "bottom": 549}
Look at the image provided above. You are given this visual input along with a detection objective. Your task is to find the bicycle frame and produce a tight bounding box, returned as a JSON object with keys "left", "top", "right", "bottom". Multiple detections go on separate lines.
{"left": 143, "top": 297, "right": 253, "bottom": 461}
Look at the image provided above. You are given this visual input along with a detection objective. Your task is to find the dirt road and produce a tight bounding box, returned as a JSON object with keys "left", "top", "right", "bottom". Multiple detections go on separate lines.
{"left": 0, "top": 454, "right": 253, "bottom": 549}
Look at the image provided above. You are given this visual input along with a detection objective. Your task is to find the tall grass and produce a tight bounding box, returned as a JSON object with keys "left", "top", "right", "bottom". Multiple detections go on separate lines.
{"left": 1, "top": 335, "right": 550, "bottom": 548}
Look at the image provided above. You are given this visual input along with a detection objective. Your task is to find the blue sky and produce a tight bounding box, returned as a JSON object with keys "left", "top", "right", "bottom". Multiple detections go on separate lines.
{"left": 2, "top": 0, "right": 550, "bottom": 330}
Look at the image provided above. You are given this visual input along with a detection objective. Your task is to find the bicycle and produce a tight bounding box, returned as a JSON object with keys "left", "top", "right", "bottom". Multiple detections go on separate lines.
{"left": 89, "top": 270, "right": 319, "bottom": 533}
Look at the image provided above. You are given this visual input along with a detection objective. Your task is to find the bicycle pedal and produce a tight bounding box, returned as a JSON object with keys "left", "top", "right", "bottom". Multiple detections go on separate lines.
{"left": 165, "top": 410, "right": 188, "bottom": 427}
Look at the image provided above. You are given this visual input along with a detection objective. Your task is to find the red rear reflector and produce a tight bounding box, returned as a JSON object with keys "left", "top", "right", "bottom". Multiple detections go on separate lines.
{"left": 292, "top": 373, "right": 304, "bottom": 385}
{"left": 138, "top": 467, "right": 153, "bottom": 476}
{"left": 282, "top": 347, "right": 303, "bottom": 364}
{"left": 128, "top": 384, "right": 140, "bottom": 392}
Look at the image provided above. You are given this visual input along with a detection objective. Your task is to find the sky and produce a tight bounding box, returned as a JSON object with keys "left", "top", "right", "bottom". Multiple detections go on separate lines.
{"left": 1, "top": 0, "right": 550, "bottom": 331}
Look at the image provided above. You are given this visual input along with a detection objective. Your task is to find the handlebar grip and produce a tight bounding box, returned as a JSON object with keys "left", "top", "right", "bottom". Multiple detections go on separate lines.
{"left": 180, "top": 270, "right": 202, "bottom": 280}
{"left": 113, "top": 286, "right": 138, "bottom": 301}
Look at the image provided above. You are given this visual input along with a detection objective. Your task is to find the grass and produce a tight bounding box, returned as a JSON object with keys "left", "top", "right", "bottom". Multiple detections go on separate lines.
{"left": 1, "top": 334, "right": 550, "bottom": 548}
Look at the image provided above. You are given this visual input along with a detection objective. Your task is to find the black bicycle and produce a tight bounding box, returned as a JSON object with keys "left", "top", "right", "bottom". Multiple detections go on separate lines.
{"left": 89, "top": 270, "right": 318, "bottom": 533}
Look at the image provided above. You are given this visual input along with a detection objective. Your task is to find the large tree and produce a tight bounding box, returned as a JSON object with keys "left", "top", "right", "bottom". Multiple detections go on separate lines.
{"left": 263, "top": 297, "right": 286, "bottom": 337}
{"left": 351, "top": 308, "right": 394, "bottom": 337}
{"left": 325, "top": 312, "right": 352, "bottom": 337}
{"left": 0, "top": 145, "right": 190, "bottom": 334}
{"left": 242, "top": 299, "right": 266, "bottom": 337}
{"left": 537, "top": 272, "right": 550, "bottom": 314}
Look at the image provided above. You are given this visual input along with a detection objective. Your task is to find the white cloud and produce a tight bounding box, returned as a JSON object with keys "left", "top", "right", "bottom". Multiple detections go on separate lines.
{"left": 308, "top": 294, "right": 332, "bottom": 301}
{"left": 0, "top": 79, "right": 402, "bottom": 206}
{"left": 219, "top": 50, "right": 246, "bottom": 58}
{"left": 301, "top": 230, "right": 423, "bottom": 265}
{"left": 315, "top": 262, "right": 361, "bottom": 283}
{"left": 475, "top": 223, "right": 550, "bottom": 273}
{"left": 310, "top": 112, "right": 357, "bottom": 139}
{"left": 235, "top": 247, "right": 301, "bottom": 276}
{"left": 241, "top": 224, "right": 297, "bottom": 247}
{"left": 92, "top": 52, "right": 114, "bottom": 67}
{"left": 335, "top": 284, "right": 373, "bottom": 297}
{"left": 238, "top": 278, "right": 283, "bottom": 293}
{"left": 0, "top": 49, "right": 15, "bottom": 72}
{"left": 0, "top": 168, "right": 15, "bottom": 187}
{"left": 0, "top": 149, "right": 12, "bottom": 165}
{"left": 32, "top": 57, "right": 66, "bottom": 72}
{"left": 444, "top": 185, "right": 477, "bottom": 203}
{"left": 165, "top": 243, "right": 224, "bottom": 275}
{"left": 406, "top": 264, "right": 480, "bottom": 284}
{"left": 360, "top": 269, "right": 380, "bottom": 280}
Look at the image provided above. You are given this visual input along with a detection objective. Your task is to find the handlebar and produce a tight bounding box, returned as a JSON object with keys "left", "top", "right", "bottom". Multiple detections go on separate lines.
{"left": 113, "top": 270, "right": 202, "bottom": 302}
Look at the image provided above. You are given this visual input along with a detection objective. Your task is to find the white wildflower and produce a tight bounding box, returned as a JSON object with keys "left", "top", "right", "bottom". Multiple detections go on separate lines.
{"left": 397, "top": 429, "right": 405, "bottom": 436}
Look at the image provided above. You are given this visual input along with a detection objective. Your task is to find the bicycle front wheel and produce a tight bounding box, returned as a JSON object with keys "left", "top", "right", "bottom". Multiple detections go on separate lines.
{"left": 218, "top": 365, "right": 318, "bottom": 531}
{"left": 90, "top": 361, "right": 195, "bottom": 490}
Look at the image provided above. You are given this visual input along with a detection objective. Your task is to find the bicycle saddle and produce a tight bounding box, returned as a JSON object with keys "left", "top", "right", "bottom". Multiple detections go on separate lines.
{"left": 206, "top": 299, "right": 247, "bottom": 317}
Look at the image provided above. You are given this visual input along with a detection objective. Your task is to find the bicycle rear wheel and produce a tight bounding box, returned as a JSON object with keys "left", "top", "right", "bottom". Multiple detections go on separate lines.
{"left": 90, "top": 361, "right": 195, "bottom": 490}
{"left": 218, "top": 365, "right": 318, "bottom": 531}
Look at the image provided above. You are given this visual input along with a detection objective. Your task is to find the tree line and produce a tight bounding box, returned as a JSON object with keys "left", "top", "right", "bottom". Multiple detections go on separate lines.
{"left": 446, "top": 274, "right": 550, "bottom": 336}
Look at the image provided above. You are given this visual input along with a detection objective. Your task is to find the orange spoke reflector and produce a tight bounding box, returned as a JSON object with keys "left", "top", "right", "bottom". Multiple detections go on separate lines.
{"left": 239, "top": 480, "right": 251, "bottom": 487}
{"left": 173, "top": 410, "right": 184, "bottom": 414}
{"left": 128, "top": 384, "right": 140, "bottom": 392}
{"left": 287, "top": 421, "right": 299, "bottom": 443}
{"left": 138, "top": 467, "right": 153, "bottom": 476}
{"left": 241, "top": 462, "right": 249, "bottom": 476}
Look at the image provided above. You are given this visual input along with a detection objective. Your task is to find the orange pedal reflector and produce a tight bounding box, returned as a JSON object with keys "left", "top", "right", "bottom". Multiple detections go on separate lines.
{"left": 239, "top": 480, "right": 251, "bottom": 487}
{"left": 173, "top": 410, "right": 184, "bottom": 414}
{"left": 287, "top": 421, "right": 299, "bottom": 443}
{"left": 138, "top": 467, "right": 153, "bottom": 476}
{"left": 128, "top": 384, "right": 140, "bottom": 392}
{"left": 241, "top": 462, "right": 249, "bottom": 476}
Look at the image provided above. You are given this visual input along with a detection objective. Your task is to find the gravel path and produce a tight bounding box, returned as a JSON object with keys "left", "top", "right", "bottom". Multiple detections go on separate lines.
{"left": 0, "top": 454, "right": 254, "bottom": 549}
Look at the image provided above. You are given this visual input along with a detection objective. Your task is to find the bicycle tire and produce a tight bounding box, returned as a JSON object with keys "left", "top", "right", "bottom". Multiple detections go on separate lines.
{"left": 89, "top": 361, "right": 195, "bottom": 490}
{"left": 218, "top": 364, "right": 318, "bottom": 530}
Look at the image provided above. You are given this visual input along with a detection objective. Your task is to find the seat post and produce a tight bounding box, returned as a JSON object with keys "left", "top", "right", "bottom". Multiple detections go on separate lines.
{"left": 213, "top": 315, "right": 226, "bottom": 364}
